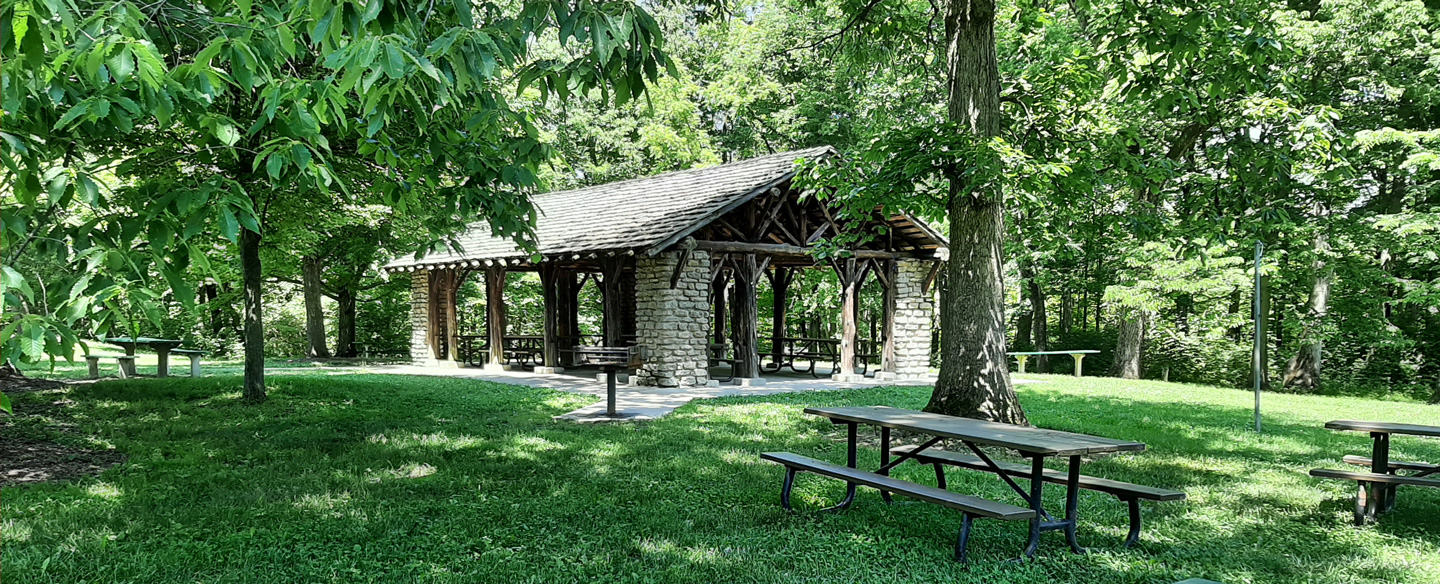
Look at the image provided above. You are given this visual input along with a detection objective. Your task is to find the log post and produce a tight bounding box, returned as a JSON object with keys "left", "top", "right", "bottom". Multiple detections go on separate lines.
{"left": 447, "top": 269, "right": 464, "bottom": 364}
{"left": 766, "top": 267, "right": 794, "bottom": 364}
{"left": 730, "top": 254, "right": 761, "bottom": 379}
{"left": 835, "top": 258, "right": 862, "bottom": 380}
{"left": 556, "top": 270, "right": 575, "bottom": 366}
{"left": 485, "top": 266, "right": 507, "bottom": 369}
{"left": 712, "top": 268, "right": 729, "bottom": 346}
{"left": 601, "top": 258, "right": 625, "bottom": 346}
{"left": 882, "top": 260, "right": 898, "bottom": 373}
{"left": 539, "top": 264, "right": 562, "bottom": 371}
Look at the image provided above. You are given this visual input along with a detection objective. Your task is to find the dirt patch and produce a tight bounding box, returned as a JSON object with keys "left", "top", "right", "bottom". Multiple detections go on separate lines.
{"left": 0, "top": 438, "right": 126, "bottom": 485}
{"left": 0, "top": 373, "right": 64, "bottom": 394}
{"left": 1, "top": 368, "right": 124, "bottom": 485}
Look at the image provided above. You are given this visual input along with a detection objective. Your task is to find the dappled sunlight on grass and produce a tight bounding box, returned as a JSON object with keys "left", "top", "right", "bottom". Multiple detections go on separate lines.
{"left": 2, "top": 520, "right": 33, "bottom": 543}
{"left": 367, "top": 432, "right": 488, "bottom": 452}
{"left": 364, "top": 463, "right": 438, "bottom": 483}
{"left": 293, "top": 491, "right": 354, "bottom": 515}
{"left": 82, "top": 482, "right": 123, "bottom": 500}
{"left": 4, "top": 372, "right": 1440, "bottom": 583}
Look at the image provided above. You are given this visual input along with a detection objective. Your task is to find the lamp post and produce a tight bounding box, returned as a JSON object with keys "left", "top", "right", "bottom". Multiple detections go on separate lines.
{"left": 1253, "top": 241, "right": 1265, "bottom": 433}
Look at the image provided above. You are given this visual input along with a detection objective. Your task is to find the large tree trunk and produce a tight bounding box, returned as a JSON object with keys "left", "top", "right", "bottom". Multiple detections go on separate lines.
{"left": 925, "top": 0, "right": 1025, "bottom": 424}
{"left": 1109, "top": 308, "right": 1147, "bottom": 379}
{"left": 335, "top": 287, "right": 356, "bottom": 358}
{"left": 1284, "top": 233, "right": 1332, "bottom": 391}
{"left": 301, "top": 255, "right": 331, "bottom": 359}
{"left": 240, "top": 228, "right": 266, "bottom": 402}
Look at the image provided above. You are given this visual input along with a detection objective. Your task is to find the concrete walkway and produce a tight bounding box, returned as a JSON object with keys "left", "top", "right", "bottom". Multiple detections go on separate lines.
{"left": 370, "top": 364, "right": 1037, "bottom": 422}
{"left": 374, "top": 364, "right": 922, "bottom": 421}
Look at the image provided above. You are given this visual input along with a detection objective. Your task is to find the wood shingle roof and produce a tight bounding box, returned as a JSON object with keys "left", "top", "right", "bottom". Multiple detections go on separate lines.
{"left": 386, "top": 146, "right": 837, "bottom": 269}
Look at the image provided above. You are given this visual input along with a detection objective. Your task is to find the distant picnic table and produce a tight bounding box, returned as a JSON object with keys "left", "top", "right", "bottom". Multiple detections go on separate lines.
{"left": 762, "top": 406, "right": 1184, "bottom": 562}
{"left": 103, "top": 337, "right": 185, "bottom": 378}
{"left": 1007, "top": 350, "right": 1100, "bottom": 377}
{"left": 1310, "top": 420, "right": 1440, "bottom": 525}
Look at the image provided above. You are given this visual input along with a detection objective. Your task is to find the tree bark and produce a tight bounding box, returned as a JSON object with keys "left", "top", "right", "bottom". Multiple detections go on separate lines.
{"left": 1109, "top": 307, "right": 1147, "bottom": 379}
{"left": 240, "top": 228, "right": 266, "bottom": 402}
{"left": 336, "top": 287, "right": 356, "bottom": 357}
{"left": 1059, "top": 291, "right": 1072, "bottom": 335}
{"left": 925, "top": 0, "right": 1024, "bottom": 424}
{"left": 1021, "top": 262, "right": 1048, "bottom": 372}
{"left": 301, "top": 255, "right": 331, "bottom": 359}
{"left": 1284, "top": 233, "right": 1332, "bottom": 391}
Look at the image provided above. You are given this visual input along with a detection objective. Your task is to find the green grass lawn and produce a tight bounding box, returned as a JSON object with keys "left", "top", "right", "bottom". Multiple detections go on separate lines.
{"left": 3, "top": 373, "right": 1439, "bottom": 583}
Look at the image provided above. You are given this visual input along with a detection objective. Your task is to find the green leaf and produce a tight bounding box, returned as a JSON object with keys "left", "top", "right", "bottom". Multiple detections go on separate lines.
{"left": 214, "top": 122, "right": 240, "bottom": 146}
{"left": 0, "top": 391, "right": 11, "bottom": 415}
{"left": 361, "top": 0, "right": 383, "bottom": 24}
{"left": 22, "top": 16, "right": 43, "bottom": 68}
{"left": 107, "top": 46, "right": 136, "bottom": 83}
{"left": 266, "top": 152, "right": 284, "bottom": 178}
{"left": 219, "top": 207, "right": 240, "bottom": 242}
{"left": 312, "top": 7, "right": 337, "bottom": 45}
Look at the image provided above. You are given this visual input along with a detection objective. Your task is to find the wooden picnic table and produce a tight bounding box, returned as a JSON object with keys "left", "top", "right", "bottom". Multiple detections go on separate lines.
{"left": 1312, "top": 420, "right": 1440, "bottom": 524}
{"left": 1007, "top": 350, "right": 1100, "bottom": 377}
{"left": 800, "top": 406, "right": 1147, "bottom": 558}
{"left": 103, "top": 337, "right": 185, "bottom": 377}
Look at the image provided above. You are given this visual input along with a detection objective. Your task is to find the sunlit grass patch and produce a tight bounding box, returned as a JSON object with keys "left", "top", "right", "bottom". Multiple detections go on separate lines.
{"left": 2, "top": 372, "right": 1438, "bottom": 583}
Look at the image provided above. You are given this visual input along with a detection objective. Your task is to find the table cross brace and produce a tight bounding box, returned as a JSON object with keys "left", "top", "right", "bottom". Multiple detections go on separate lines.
{"left": 962, "top": 441, "right": 1055, "bottom": 523}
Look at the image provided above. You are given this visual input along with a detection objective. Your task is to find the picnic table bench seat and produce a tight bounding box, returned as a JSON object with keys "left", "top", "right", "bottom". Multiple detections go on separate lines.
{"left": 761, "top": 451, "right": 1034, "bottom": 562}
{"left": 170, "top": 348, "right": 206, "bottom": 378}
{"left": 1309, "top": 468, "right": 1440, "bottom": 488}
{"left": 892, "top": 444, "right": 1185, "bottom": 547}
{"left": 1341, "top": 455, "right": 1440, "bottom": 474}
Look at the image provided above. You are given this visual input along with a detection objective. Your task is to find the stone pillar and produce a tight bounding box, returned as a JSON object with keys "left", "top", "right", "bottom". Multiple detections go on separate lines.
{"left": 887, "top": 259, "right": 936, "bottom": 380}
{"left": 635, "top": 250, "right": 712, "bottom": 388}
{"left": 409, "top": 269, "right": 432, "bottom": 364}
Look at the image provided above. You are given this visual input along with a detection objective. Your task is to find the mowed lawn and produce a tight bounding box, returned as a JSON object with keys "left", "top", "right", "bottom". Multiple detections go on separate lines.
{"left": 3, "top": 373, "right": 1439, "bottom": 583}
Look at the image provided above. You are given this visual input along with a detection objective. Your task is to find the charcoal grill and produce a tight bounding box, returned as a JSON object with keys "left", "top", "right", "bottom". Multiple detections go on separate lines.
{"left": 572, "top": 346, "right": 647, "bottom": 418}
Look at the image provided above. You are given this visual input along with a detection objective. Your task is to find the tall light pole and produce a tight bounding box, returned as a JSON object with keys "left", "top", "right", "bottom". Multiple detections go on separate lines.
{"left": 1253, "top": 241, "right": 1265, "bottom": 433}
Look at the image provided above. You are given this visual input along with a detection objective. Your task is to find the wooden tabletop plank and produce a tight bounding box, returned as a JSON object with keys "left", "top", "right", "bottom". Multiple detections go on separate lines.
{"left": 1325, "top": 420, "right": 1440, "bottom": 438}
{"left": 804, "top": 406, "right": 1145, "bottom": 456}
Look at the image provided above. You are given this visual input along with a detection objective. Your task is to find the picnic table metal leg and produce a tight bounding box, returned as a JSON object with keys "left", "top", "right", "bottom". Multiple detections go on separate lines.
{"left": 1016, "top": 355, "right": 1028, "bottom": 374}
{"left": 954, "top": 512, "right": 975, "bottom": 563}
{"left": 1023, "top": 454, "right": 1046, "bottom": 558}
{"left": 1369, "top": 432, "right": 1390, "bottom": 521}
{"left": 1122, "top": 497, "right": 1142, "bottom": 547}
{"left": 821, "top": 422, "right": 858, "bottom": 512}
{"left": 605, "top": 369, "right": 617, "bottom": 417}
{"left": 879, "top": 426, "right": 893, "bottom": 503}
{"left": 1072, "top": 354, "right": 1085, "bottom": 377}
{"left": 1063, "top": 455, "right": 1085, "bottom": 554}
{"left": 781, "top": 468, "right": 798, "bottom": 511}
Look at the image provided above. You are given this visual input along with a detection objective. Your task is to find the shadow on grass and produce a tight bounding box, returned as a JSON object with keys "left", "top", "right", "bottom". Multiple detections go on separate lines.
{"left": 4, "top": 375, "right": 1439, "bottom": 583}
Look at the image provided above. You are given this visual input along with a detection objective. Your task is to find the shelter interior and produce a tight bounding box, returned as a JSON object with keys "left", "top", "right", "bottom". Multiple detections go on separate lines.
{"left": 386, "top": 148, "right": 945, "bottom": 387}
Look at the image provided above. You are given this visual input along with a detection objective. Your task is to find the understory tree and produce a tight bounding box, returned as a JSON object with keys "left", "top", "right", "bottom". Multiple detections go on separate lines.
{"left": 4, "top": 0, "right": 677, "bottom": 401}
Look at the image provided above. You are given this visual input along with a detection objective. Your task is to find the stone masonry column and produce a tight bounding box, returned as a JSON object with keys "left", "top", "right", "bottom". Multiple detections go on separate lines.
{"left": 635, "top": 250, "right": 711, "bottom": 387}
{"left": 889, "top": 259, "right": 936, "bottom": 380}
{"left": 409, "top": 269, "right": 433, "bottom": 364}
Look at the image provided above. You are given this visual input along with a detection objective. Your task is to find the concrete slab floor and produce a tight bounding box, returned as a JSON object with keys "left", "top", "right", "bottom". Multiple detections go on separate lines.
{"left": 368, "top": 363, "right": 1042, "bottom": 422}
